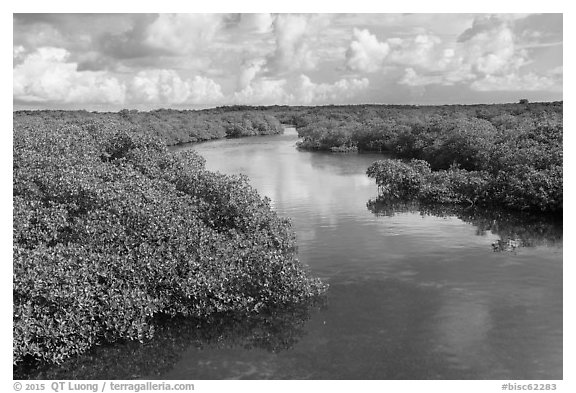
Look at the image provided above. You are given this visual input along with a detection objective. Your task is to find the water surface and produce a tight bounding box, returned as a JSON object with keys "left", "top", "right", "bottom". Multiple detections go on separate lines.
{"left": 21, "top": 128, "right": 562, "bottom": 380}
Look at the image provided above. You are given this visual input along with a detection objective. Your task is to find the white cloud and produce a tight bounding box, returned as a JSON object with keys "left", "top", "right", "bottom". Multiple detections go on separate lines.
{"left": 14, "top": 47, "right": 367, "bottom": 108}
{"left": 269, "top": 14, "right": 330, "bottom": 72}
{"left": 458, "top": 16, "right": 526, "bottom": 76}
{"left": 13, "top": 48, "right": 224, "bottom": 106}
{"left": 129, "top": 69, "right": 223, "bottom": 104}
{"left": 13, "top": 45, "right": 26, "bottom": 63}
{"left": 13, "top": 47, "right": 126, "bottom": 104}
{"left": 187, "top": 75, "right": 225, "bottom": 104}
{"left": 344, "top": 17, "right": 525, "bottom": 76}
{"left": 130, "top": 70, "right": 190, "bottom": 104}
{"left": 293, "top": 75, "right": 369, "bottom": 104}
{"left": 378, "top": 15, "right": 553, "bottom": 91}
{"left": 233, "top": 78, "right": 289, "bottom": 105}
{"left": 233, "top": 74, "right": 369, "bottom": 106}
{"left": 345, "top": 28, "right": 390, "bottom": 73}
{"left": 345, "top": 30, "right": 455, "bottom": 75}
{"left": 66, "top": 74, "right": 127, "bottom": 104}
{"left": 14, "top": 19, "right": 68, "bottom": 53}
{"left": 387, "top": 34, "right": 443, "bottom": 69}
{"left": 144, "top": 14, "right": 224, "bottom": 55}
{"left": 237, "top": 58, "right": 267, "bottom": 90}
{"left": 12, "top": 14, "right": 562, "bottom": 108}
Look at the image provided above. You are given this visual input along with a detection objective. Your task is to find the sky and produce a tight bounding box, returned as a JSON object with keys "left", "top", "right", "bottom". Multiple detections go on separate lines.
{"left": 13, "top": 13, "right": 563, "bottom": 111}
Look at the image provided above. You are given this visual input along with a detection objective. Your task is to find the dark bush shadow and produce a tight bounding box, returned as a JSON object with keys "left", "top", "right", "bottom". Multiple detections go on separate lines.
{"left": 366, "top": 199, "right": 562, "bottom": 251}
{"left": 14, "top": 298, "right": 327, "bottom": 380}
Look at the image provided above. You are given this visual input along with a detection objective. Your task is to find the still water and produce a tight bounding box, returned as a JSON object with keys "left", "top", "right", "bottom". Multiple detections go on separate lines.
{"left": 22, "top": 128, "right": 563, "bottom": 380}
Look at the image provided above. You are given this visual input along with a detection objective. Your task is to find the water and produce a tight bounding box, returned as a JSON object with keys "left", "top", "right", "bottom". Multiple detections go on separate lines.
{"left": 21, "top": 128, "right": 562, "bottom": 380}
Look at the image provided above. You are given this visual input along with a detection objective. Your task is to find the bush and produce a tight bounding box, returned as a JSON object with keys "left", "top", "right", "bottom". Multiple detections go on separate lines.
{"left": 366, "top": 159, "right": 431, "bottom": 199}
{"left": 367, "top": 158, "right": 560, "bottom": 213}
{"left": 288, "top": 102, "right": 562, "bottom": 213}
{"left": 13, "top": 121, "right": 326, "bottom": 366}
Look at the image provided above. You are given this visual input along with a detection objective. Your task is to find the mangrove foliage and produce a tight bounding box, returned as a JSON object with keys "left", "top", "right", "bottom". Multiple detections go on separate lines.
{"left": 13, "top": 118, "right": 326, "bottom": 367}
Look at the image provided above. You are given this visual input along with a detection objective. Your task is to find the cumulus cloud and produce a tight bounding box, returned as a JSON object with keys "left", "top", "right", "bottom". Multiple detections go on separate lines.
{"left": 233, "top": 74, "right": 369, "bottom": 105}
{"left": 386, "top": 34, "right": 443, "bottom": 69}
{"left": 130, "top": 70, "right": 189, "bottom": 104}
{"left": 457, "top": 15, "right": 527, "bottom": 76}
{"left": 14, "top": 14, "right": 140, "bottom": 69}
{"left": 14, "top": 17, "right": 69, "bottom": 52}
{"left": 15, "top": 46, "right": 367, "bottom": 108}
{"left": 187, "top": 75, "right": 225, "bottom": 104}
{"left": 12, "top": 14, "right": 562, "bottom": 108}
{"left": 345, "top": 28, "right": 390, "bottom": 72}
{"left": 233, "top": 78, "right": 289, "bottom": 105}
{"left": 358, "top": 14, "right": 560, "bottom": 93}
{"left": 144, "top": 14, "right": 224, "bottom": 55}
{"left": 345, "top": 29, "right": 449, "bottom": 74}
{"left": 292, "top": 75, "right": 369, "bottom": 104}
{"left": 13, "top": 47, "right": 126, "bottom": 104}
{"left": 237, "top": 58, "right": 267, "bottom": 90}
{"left": 129, "top": 70, "right": 223, "bottom": 104}
{"left": 13, "top": 47, "right": 224, "bottom": 106}
{"left": 13, "top": 45, "right": 26, "bottom": 65}
{"left": 268, "top": 14, "right": 330, "bottom": 72}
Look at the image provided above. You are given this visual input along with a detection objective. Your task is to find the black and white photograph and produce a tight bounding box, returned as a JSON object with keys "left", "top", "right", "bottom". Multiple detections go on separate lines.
{"left": 8, "top": 2, "right": 571, "bottom": 390}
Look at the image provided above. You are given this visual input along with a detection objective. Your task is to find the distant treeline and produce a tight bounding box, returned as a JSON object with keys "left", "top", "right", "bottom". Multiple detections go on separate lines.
{"left": 14, "top": 107, "right": 285, "bottom": 146}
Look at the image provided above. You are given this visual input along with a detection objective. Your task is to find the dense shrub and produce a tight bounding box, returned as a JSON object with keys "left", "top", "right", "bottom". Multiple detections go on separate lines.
{"left": 14, "top": 109, "right": 285, "bottom": 147}
{"left": 13, "top": 121, "right": 326, "bottom": 366}
{"left": 366, "top": 158, "right": 560, "bottom": 213}
{"left": 296, "top": 119, "right": 359, "bottom": 151}
{"left": 353, "top": 121, "right": 404, "bottom": 152}
{"left": 366, "top": 159, "right": 431, "bottom": 199}
{"left": 365, "top": 159, "right": 488, "bottom": 205}
{"left": 287, "top": 102, "right": 562, "bottom": 213}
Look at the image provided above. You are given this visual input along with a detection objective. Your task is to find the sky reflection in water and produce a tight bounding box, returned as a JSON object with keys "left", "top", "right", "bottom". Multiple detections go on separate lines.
{"left": 19, "top": 130, "right": 562, "bottom": 380}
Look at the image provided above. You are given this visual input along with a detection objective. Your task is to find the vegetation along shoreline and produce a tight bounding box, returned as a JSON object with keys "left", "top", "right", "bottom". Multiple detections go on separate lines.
{"left": 13, "top": 100, "right": 562, "bottom": 372}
